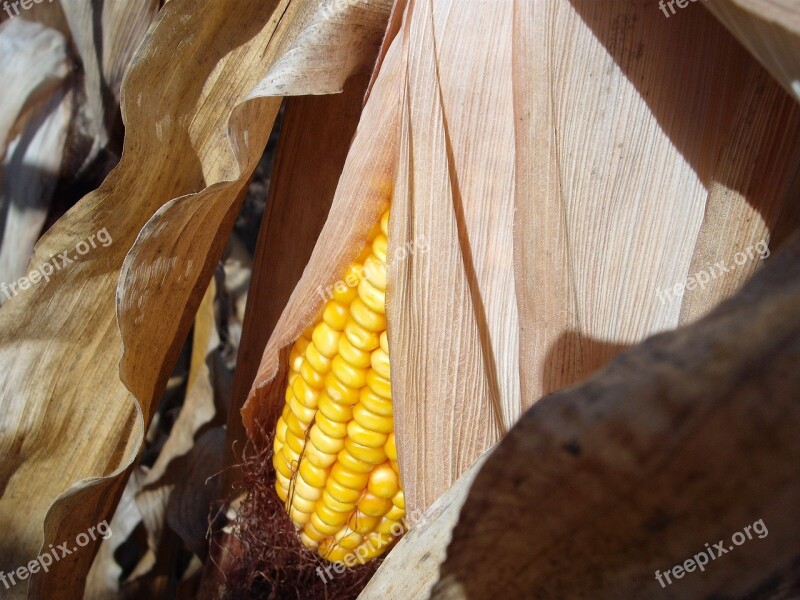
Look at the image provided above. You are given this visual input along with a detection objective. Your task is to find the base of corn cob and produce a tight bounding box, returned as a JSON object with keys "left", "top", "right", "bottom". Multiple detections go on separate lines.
{"left": 272, "top": 207, "right": 405, "bottom": 563}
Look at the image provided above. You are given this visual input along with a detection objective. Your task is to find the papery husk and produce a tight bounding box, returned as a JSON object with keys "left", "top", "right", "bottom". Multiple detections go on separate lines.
{"left": 367, "top": 230, "right": 800, "bottom": 600}
{"left": 707, "top": 0, "right": 800, "bottom": 104}
{"left": 0, "top": 1, "right": 391, "bottom": 598}
{"left": 242, "top": 0, "right": 800, "bottom": 528}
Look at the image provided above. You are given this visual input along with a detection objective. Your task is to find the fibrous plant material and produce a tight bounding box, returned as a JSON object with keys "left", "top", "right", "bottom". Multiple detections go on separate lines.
{"left": 274, "top": 206, "right": 406, "bottom": 562}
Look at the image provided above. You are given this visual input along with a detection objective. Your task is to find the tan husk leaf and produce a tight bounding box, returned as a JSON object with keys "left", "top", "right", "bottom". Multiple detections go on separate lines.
{"left": 0, "top": 0, "right": 391, "bottom": 598}
{"left": 225, "top": 75, "right": 371, "bottom": 480}
{"left": 706, "top": 0, "right": 800, "bottom": 104}
{"left": 243, "top": 0, "right": 800, "bottom": 526}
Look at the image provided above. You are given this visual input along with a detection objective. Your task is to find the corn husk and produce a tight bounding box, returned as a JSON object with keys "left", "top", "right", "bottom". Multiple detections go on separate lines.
{"left": 242, "top": 0, "right": 800, "bottom": 524}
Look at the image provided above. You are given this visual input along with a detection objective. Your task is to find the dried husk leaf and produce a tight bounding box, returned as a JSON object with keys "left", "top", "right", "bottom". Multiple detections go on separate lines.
{"left": 515, "top": 0, "right": 800, "bottom": 404}
{"left": 225, "top": 74, "right": 371, "bottom": 481}
{"left": 0, "top": 1, "right": 392, "bottom": 598}
{"left": 706, "top": 0, "right": 800, "bottom": 104}
{"left": 1, "top": 86, "right": 72, "bottom": 289}
{"left": 430, "top": 231, "right": 800, "bottom": 599}
{"left": 243, "top": 0, "right": 800, "bottom": 527}
{"left": 363, "top": 230, "right": 800, "bottom": 600}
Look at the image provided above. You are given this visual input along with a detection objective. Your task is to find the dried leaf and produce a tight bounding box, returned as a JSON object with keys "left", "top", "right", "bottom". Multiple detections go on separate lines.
{"left": 431, "top": 231, "right": 800, "bottom": 599}
{"left": 0, "top": 1, "right": 392, "bottom": 598}
{"left": 244, "top": 0, "right": 800, "bottom": 525}
{"left": 707, "top": 0, "right": 800, "bottom": 103}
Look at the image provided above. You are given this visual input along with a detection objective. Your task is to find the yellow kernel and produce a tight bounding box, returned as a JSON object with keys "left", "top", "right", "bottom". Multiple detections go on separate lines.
{"left": 299, "top": 532, "right": 320, "bottom": 548}
{"left": 361, "top": 533, "right": 393, "bottom": 559}
{"left": 366, "top": 369, "right": 391, "bottom": 399}
{"left": 318, "top": 393, "right": 353, "bottom": 422}
{"left": 372, "top": 234, "right": 387, "bottom": 263}
{"left": 314, "top": 411, "right": 348, "bottom": 438}
{"left": 275, "top": 470, "right": 292, "bottom": 492}
{"left": 312, "top": 322, "right": 340, "bottom": 358}
{"left": 347, "top": 420, "right": 388, "bottom": 448}
{"left": 380, "top": 330, "right": 389, "bottom": 354}
{"left": 353, "top": 403, "right": 394, "bottom": 434}
{"left": 300, "top": 359, "right": 325, "bottom": 389}
{"left": 336, "top": 448, "right": 374, "bottom": 473}
{"left": 343, "top": 264, "right": 364, "bottom": 290}
{"left": 345, "top": 438, "right": 387, "bottom": 464}
{"left": 385, "top": 504, "right": 405, "bottom": 521}
{"left": 358, "top": 493, "right": 392, "bottom": 517}
{"left": 301, "top": 324, "right": 316, "bottom": 339}
{"left": 325, "top": 478, "right": 362, "bottom": 504}
{"left": 331, "top": 463, "right": 370, "bottom": 490}
{"left": 310, "top": 512, "right": 340, "bottom": 536}
{"left": 324, "top": 373, "right": 360, "bottom": 405}
{"left": 282, "top": 444, "right": 301, "bottom": 468}
{"left": 332, "top": 279, "right": 359, "bottom": 305}
{"left": 315, "top": 501, "right": 351, "bottom": 528}
{"left": 304, "top": 442, "right": 338, "bottom": 468}
{"left": 348, "top": 511, "right": 380, "bottom": 534}
{"left": 350, "top": 298, "right": 386, "bottom": 333}
{"left": 275, "top": 417, "right": 288, "bottom": 444}
{"left": 359, "top": 387, "right": 393, "bottom": 416}
{"left": 358, "top": 277, "right": 385, "bottom": 315}
{"left": 392, "top": 491, "right": 405, "bottom": 510}
{"left": 335, "top": 529, "right": 363, "bottom": 550}
{"left": 289, "top": 394, "right": 316, "bottom": 423}
{"left": 331, "top": 356, "right": 367, "bottom": 389}
{"left": 309, "top": 426, "right": 345, "bottom": 455}
{"left": 380, "top": 210, "right": 389, "bottom": 236}
{"left": 378, "top": 518, "right": 402, "bottom": 536}
{"left": 291, "top": 493, "right": 316, "bottom": 514}
{"left": 293, "top": 475, "right": 324, "bottom": 502}
{"left": 368, "top": 464, "right": 399, "bottom": 498}
{"left": 370, "top": 347, "right": 390, "bottom": 379}
{"left": 276, "top": 483, "right": 288, "bottom": 503}
{"left": 338, "top": 334, "right": 372, "bottom": 368}
{"left": 289, "top": 339, "right": 308, "bottom": 372}
{"left": 322, "top": 490, "right": 356, "bottom": 513}
{"left": 273, "top": 452, "right": 294, "bottom": 479}
{"left": 290, "top": 506, "right": 311, "bottom": 525}
{"left": 285, "top": 430, "right": 306, "bottom": 455}
{"left": 363, "top": 256, "right": 386, "bottom": 291}
{"left": 305, "top": 342, "right": 332, "bottom": 374}
{"left": 344, "top": 318, "right": 380, "bottom": 352}
{"left": 299, "top": 459, "right": 329, "bottom": 489}
{"left": 390, "top": 459, "right": 400, "bottom": 473}
{"left": 385, "top": 432, "right": 398, "bottom": 461}
{"left": 323, "top": 301, "right": 349, "bottom": 331}
{"left": 319, "top": 541, "right": 350, "bottom": 563}
{"left": 293, "top": 376, "right": 320, "bottom": 408}
{"left": 303, "top": 521, "right": 329, "bottom": 543}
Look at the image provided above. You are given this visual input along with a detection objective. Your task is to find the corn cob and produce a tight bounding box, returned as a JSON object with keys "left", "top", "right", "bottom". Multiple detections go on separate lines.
{"left": 273, "top": 207, "right": 405, "bottom": 563}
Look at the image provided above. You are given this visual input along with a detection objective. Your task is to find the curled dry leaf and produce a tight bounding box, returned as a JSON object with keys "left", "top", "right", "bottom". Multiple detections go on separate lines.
{"left": 0, "top": 18, "right": 71, "bottom": 287}
{"left": 0, "top": 0, "right": 391, "bottom": 598}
